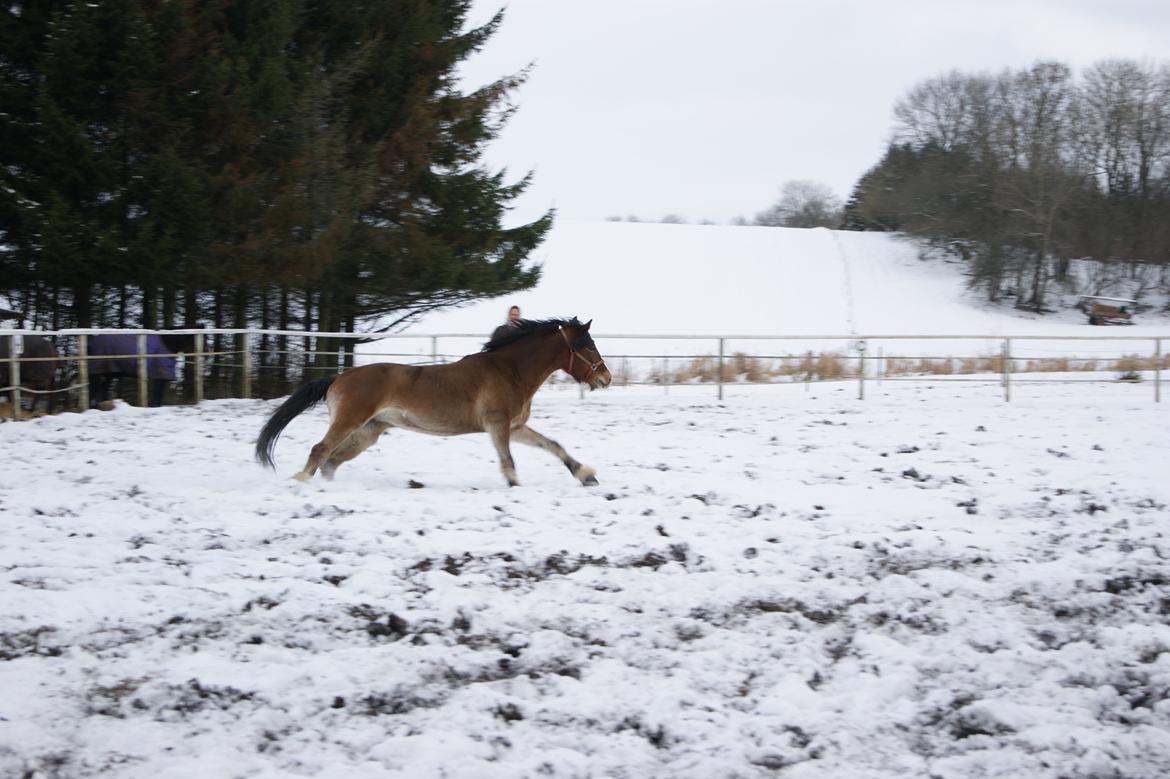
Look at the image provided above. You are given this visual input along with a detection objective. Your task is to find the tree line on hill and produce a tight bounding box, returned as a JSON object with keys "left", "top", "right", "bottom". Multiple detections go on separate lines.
{"left": 607, "top": 181, "right": 844, "bottom": 230}
{"left": 0, "top": 0, "right": 547, "bottom": 386}
{"left": 623, "top": 59, "right": 1170, "bottom": 315}
{"left": 843, "top": 59, "right": 1170, "bottom": 311}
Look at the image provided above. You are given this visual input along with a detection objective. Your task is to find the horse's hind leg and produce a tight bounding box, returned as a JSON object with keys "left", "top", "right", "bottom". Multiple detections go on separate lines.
{"left": 293, "top": 405, "right": 372, "bottom": 482}
{"left": 486, "top": 414, "right": 520, "bottom": 487}
{"left": 320, "top": 420, "right": 390, "bottom": 481}
{"left": 90, "top": 375, "right": 112, "bottom": 408}
{"left": 513, "top": 425, "right": 598, "bottom": 486}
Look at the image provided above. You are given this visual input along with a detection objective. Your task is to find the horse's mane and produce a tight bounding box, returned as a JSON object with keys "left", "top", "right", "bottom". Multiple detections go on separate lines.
{"left": 482, "top": 317, "right": 585, "bottom": 352}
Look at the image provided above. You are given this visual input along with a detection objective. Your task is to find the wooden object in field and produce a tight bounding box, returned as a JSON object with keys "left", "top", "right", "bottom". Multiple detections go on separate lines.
{"left": 1078, "top": 296, "right": 1136, "bottom": 326}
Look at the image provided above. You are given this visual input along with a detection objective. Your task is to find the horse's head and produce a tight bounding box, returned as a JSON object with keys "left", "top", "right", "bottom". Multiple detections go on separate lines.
{"left": 159, "top": 330, "right": 200, "bottom": 354}
{"left": 561, "top": 319, "right": 611, "bottom": 390}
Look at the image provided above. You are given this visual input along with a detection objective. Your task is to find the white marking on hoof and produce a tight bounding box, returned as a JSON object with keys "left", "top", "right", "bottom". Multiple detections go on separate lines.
{"left": 292, "top": 471, "right": 311, "bottom": 482}
{"left": 575, "top": 465, "right": 597, "bottom": 485}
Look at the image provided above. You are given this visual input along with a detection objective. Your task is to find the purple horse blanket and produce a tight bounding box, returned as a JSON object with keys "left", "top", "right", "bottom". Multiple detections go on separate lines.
{"left": 90, "top": 334, "right": 178, "bottom": 380}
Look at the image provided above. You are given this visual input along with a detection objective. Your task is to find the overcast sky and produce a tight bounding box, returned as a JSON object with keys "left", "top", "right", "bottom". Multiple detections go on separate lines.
{"left": 458, "top": 0, "right": 1170, "bottom": 225}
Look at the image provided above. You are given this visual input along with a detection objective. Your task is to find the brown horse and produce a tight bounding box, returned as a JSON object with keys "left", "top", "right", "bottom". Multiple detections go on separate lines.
{"left": 255, "top": 317, "right": 612, "bottom": 487}
{"left": 0, "top": 335, "right": 61, "bottom": 415}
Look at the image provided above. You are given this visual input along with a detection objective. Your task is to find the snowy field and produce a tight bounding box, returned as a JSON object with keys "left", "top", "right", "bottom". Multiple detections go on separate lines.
{"left": 2, "top": 378, "right": 1169, "bottom": 778}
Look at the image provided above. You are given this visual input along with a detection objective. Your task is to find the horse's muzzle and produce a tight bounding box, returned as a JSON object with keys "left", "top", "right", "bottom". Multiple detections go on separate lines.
{"left": 589, "top": 367, "right": 612, "bottom": 390}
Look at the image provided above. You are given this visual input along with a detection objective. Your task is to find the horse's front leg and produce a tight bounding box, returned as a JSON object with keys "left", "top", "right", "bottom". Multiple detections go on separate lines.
{"left": 90, "top": 374, "right": 113, "bottom": 409}
{"left": 485, "top": 414, "right": 519, "bottom": 487}
{"left": 148, "top": 378, "right": 167, "bottom": 408}
{"left": 512, "top": 425, "right": 598, "bottom": 486}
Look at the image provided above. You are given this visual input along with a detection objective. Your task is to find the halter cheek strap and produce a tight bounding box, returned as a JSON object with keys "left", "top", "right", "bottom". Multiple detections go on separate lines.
{"left": 560, "top": 326, "right": 604, "bottom": 382}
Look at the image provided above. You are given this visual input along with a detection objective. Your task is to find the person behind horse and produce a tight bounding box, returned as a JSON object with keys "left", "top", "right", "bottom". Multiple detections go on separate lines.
{"left": 490, "top": 305, "right": 522, "bottom": 342}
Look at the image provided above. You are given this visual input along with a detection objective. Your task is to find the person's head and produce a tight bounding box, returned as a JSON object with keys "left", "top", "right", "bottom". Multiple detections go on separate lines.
{"left": 507, "top": 305, "right": 521, "bottom": 322}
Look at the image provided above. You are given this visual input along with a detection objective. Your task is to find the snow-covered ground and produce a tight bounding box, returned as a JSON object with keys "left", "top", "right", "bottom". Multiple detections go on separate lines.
{"left": 3, "top": 378, "right": 1168, "bottom": 778}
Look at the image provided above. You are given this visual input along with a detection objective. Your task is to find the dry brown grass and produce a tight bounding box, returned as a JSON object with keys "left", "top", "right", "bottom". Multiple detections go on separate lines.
{"left": 668, "top": 356, "right": 719, "bottom": 383}
{"left": 883, "top": 357, "right": 958, "bottom": 376}
{"left": 731, "top": 352, "right": 769, "bottom": 383}
{"left": 1113, "top": 354, "right": 1165, "bottom": 373}
{"left": 814, "top": 352, "right": 850, "bottom": 380}
{"left": 621, "top": 349, "right": 1170, "bottom": 384}
{"left": 919, "top": 358, "right": 953, "bottom": 375}
{"left": 883, "top": 357, "right": 917, "bottom": 376}
{"left": 956, "top": 356, "right": 1004, "bottom": 374}
{"left": 770, "top": 351, "right": 853, "bottom": 381}
{"left": 0, "top": 401, "right": 48, "bottom": 421}
{"left": 1020, "top": 357, "right": 1101, "bottom": 373}
{"left": 610, "top": 358, "right": 634, "bottom": 387}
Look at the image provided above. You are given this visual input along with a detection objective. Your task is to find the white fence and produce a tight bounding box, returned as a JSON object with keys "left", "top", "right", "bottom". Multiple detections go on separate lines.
{"left": 1, "top": 328, "right": 1167, "bottom": 417}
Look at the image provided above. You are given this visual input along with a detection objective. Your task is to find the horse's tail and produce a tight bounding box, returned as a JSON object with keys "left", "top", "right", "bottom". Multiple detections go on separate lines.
{"left": 255, "top": 375, "right": 338, "bottom": 470}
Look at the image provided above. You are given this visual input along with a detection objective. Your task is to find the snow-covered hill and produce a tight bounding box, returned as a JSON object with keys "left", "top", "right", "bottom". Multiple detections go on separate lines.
{"left": 401, "top": 221, "right": 1169, "bottom": 337}
{"left": 358, "top": 221, "right": 1168, "bottom": 367}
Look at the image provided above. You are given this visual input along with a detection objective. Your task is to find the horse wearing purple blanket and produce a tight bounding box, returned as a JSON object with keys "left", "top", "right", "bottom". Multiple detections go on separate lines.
{"left": 88, "top": 333, "right": 195, "bottom": 408}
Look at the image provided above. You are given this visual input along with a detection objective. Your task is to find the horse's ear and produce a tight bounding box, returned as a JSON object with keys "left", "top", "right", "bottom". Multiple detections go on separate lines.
{"left": 584, "top": 319, "right": 593, "bottom": 331}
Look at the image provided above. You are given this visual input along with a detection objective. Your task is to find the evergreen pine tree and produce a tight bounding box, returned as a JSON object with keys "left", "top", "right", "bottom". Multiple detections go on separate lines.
{"left": 0, "top": 0, "right": 548, "bottom": 340}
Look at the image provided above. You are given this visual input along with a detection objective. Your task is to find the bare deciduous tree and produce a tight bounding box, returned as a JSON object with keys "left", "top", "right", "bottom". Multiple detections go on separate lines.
{"left": 853, "top": 58, "right": 1170, "bottom": 311}
{"left": 754, "top": 180, "right": 843, "bottom": 228}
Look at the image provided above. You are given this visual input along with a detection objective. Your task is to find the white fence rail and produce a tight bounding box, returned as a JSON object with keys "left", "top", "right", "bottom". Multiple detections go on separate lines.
{"left": 1, "top": 328, "right": 1167, "bottom": 418}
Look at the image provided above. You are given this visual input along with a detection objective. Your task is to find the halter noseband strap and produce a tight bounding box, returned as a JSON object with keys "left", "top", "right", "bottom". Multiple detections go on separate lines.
{"left": 560, "top": 325, "right": 603, "bottom": 382}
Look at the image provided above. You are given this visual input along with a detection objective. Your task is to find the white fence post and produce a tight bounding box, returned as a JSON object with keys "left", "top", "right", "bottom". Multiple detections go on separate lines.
{"left": 78, "top": 334, "right": 89, "bottom": 410}
{"left": 137, "top": 334, "right": 148, "bottom": 407}
{"left": 1002, "top": 337, "right": 1012, "bottom": 402}
{"left": 241, "top": 332, "right": 252, "bottom": 399}
{"left": 194, "top": 333, "right": 205, "bottom": 404}
{"left": 7, "top": 334, "right": 21, "bottom": 418}
{"left": 1156, "top": 338, "right": 1162, "bottom": 404}
{"left": 857, "top": 339, "right": 867, "bottom": 400}
{"left": 717, "top": 337, "right": 725, "bottom": 400}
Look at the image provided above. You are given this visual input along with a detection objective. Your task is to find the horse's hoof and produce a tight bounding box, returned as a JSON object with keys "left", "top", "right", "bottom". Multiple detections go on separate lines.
{"left": 292, "top": 471, "right": 311, "bottom": 482}
{"left": 582, "top": 475, "right": 599, "bottom": 487}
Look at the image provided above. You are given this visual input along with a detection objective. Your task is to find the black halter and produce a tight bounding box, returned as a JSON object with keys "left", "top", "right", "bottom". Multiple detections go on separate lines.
{"left": 559, "top": 326, "right": 604, "bottom": 381}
